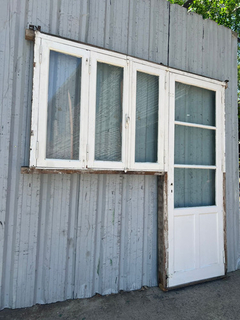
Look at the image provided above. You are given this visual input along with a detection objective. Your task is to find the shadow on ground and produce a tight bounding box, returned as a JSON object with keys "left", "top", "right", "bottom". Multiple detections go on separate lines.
{"left": 1, "top": 270, "right": 240, "bottom": 320}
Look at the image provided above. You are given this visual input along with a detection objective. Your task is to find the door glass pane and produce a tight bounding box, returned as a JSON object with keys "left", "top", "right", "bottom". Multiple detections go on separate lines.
{"left": 46, "top": 51, "right": 81, "bottom": 160}
{"left": 174, "top": 168, "right": 215, "bottom": 208}
{"left": 175, "top": 82, "right": 215, "bottom": 126}
{"left": 175, "top": 125, "right": 215, "bottom": 165}
{"left": 95, "top": 62, "right": 123, "bottom": 162}
{"left": 135, "top": 72, "right": 158, "bottom": 163}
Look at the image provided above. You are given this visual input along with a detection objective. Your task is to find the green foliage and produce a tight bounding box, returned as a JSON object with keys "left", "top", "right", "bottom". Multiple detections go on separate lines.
{"left": 188, "top": 1, "right": 239, "bottom": 33}
{"left": 168, "top": 0, "right": 186, "bottom": 5}
{"left": 168, "top": 0, "right": 239, "bottom": 32}
{"left": 168, "top": 0, "right": 240, "bottom": 107}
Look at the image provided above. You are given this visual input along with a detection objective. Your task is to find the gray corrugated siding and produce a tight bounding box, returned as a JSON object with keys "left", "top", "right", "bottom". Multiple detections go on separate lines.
{"left": 0, "top": 0, "right": 238, "bottom": 309}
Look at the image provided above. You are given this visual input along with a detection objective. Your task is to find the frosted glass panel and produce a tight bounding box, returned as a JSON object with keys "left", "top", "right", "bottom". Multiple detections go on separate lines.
{"left": 95, "top": 62, "right": 123, "bottom": 161}
{"left": 135, "top": 72, "right": 158, "bottom": 163}
{"left": 174, "top": 169, "right": 215, "bottom": 208}
{"left": 175, "top": 83, "right": 215, "bottom": 126}
{"left": 46, "top": 51, "right": 81, "bottom": 160}
{"left": 175, "top": 125, "right": 215, "bottom": 165}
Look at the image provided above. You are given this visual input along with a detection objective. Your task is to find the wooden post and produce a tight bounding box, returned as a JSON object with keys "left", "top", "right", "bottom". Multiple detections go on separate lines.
{"left": 157, "top": 172, "right": 168, "bottom": 291}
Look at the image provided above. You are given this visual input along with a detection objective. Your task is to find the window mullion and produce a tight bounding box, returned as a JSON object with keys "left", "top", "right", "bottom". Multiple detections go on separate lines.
{"left": 123, "top": 58, "right": 131, "bottom": 171}
{"left": 128, "top": 60, "right": 137, "bottom": 171}
{"left": 79, "top": 50, "right": 90, "bottom": 169}
{"left": 86, "top": 52, "right": 97, "bottom": 169}
{"left": 174, "top": 121, "right": 216, "bottom": 131}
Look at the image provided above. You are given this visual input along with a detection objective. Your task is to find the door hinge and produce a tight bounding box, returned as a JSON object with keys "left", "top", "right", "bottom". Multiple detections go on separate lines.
{"left": 86, "top": 144, "right": 89, "bottom": 162}
{"left": 88, "top": 57, "right": 91, "bottom": 74}
{"left": 36, "top": 141, "right": 39, "bottom": 159}
{"left": 125, "top": 114, "right": 130, "bottom": 129}
{"left": 39, "top": 40, "right": 42, "bottom": 64}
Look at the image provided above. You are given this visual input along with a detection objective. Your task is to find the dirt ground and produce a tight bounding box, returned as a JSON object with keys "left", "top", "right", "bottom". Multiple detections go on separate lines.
{"left": 1, "top": 270, "right": 240, "bottom": 320}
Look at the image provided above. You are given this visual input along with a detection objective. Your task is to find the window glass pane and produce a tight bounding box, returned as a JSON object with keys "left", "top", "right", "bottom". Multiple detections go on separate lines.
{"left": 135, "top": 72, "right": 158, "bottom": 163}
{"left": 175, "top": 125, "right": 215, "bottom": 165}
{"left": 175, "top": 82, "right": 215, "bottom": 126}
{"left": 95, "top": 62, "right": 123, "bottom": 162}
{"left": 174, "top": 168, "right": 215, "bottom": 208}
{"left": 46, "top": 51, "right": 81, "bottom": 160}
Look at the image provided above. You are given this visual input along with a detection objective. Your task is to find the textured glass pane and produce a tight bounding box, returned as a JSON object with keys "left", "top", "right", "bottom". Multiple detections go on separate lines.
{"left": 135, "top": 72, "right": 158, "bottom": 163}
{"left": 175, "top": 82, "right": 215, "bottom": 126}
{"left": 95, "top": 62, "right": 123, "bottom": 161}
{"left": 175, "top": 125, "right": 215, "bottom": 165}
{"left": 174, "top": 169, "right": 215, "bottom": 208}
{"left": 46, "top": 51, "right": 81, "bottom": 160}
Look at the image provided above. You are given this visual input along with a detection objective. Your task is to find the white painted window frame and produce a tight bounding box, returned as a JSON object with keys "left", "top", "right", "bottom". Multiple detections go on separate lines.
{"left": 128, "top": 60, "right": 167, "bottom": 172}
{"left": 30, "top": 33, "right": 89, "bottom": 169}
{"left": 168, "top": 72, "right": 226, "bottom": 206}
{"left": 87, "top": 51, "right": 129, "bottom": 170}
{"left": 30, "top": 32, "right": 225, "bottom": 177}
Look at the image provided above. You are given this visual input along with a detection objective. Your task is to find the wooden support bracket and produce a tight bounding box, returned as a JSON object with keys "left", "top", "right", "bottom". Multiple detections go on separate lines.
{"left": 25, "top": 29, "right": 35, "bottom": 41}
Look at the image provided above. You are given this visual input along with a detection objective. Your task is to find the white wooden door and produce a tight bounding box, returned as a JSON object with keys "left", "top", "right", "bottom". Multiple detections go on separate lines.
{"left": 168, "top": 73, "right": 225, "bottom": 288}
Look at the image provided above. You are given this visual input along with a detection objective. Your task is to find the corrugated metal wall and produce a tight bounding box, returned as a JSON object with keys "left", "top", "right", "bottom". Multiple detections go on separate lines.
{"left": 0, "top": 0, "right": 238, "bottom": 309}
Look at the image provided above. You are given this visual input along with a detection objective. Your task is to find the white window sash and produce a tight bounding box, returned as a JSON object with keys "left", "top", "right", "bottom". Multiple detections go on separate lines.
{"left": 87, "top": 51, "right": 129, "bottom": 170}
{"left": 31, "top": 36, "right": 89, "bottom": 169}
{"left": 128, "top": 61, "right": 166, "bottom": 171}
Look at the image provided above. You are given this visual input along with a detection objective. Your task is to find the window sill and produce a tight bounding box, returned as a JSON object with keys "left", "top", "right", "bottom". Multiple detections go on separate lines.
{"left": 21, "top": 166, "right": 164, "bottom": 175}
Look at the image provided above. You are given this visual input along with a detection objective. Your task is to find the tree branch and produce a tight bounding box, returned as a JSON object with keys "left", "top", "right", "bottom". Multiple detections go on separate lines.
{"left": 183, "top": 0, "right": 194, "bottom": 9}
{"left": 233, "top": 6, "right": 240, "bottom": 13}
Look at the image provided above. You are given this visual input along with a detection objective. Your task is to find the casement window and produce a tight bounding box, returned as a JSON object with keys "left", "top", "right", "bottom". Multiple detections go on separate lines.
{"left": 30, "top": 31, "right": 224, "bottom": 177}
{"left": 30, "top": 32, "right": 166, "bottom": 172}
